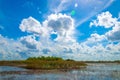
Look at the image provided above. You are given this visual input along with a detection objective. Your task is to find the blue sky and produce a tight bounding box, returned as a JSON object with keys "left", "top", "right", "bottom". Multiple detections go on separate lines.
{"left": 0, "top": 0, "right": 120, "bottom": 61}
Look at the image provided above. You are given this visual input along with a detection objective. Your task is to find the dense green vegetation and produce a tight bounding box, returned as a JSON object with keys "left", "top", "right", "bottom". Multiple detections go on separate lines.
{"left": 0, "top": 56, "right": 87, "bottom": 70}
{"left": 27, "top": 56, "right": 63, "bottom": 61}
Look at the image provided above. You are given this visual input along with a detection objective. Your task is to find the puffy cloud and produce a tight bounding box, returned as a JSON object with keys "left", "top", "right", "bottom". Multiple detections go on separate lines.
{"left": 47, "top": 14, "right": 74, "bottom": 31}
{"left": 20, "top": 13, "right": 75, "bottom": 43}
{"left": 45, "top": 13, "right": 75, "bottom": 42}
{"left": 83, "top": 33, "right": 107, "bottom": 47}
{"left": 19, "top": 16, "right": 52, "bottom": 42}
{"left": 105, "top": 22, "right": 120, "bottom": 41}
{"left": 19, "top": 16, "right": 43, "bottom": 35}
{"left": 20, "top": 35, "right": 39, "bottom": 49}
{"left": 0, "top": 33, "right": 120, "bottom": 61}
{"left": 90, "top": 11, "right": 120, "bottom": 41}
{"left": 90, "top": 11, "right": 117, "bottom": 28}
{"left": 57, "top": 42, "right": 120, "bottom": 61}
{"left": 0, "top": 35, "right": 27, "bottom": 60}
{"left": 88, "top": 33, "right": 106, "bottom": 42}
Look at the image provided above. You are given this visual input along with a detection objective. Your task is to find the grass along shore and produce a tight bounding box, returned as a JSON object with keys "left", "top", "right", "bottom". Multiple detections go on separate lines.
{"left": 0, "top": 56, "right": 87, "bottom": 70}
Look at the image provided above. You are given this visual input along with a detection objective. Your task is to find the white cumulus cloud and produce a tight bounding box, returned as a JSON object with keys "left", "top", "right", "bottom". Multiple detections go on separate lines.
{"left": 19, "top": 16, "right": 42, "bottom": 35}
{"left": 0, "top": 35, "right": 28, "bottom": 60}
{"left": 20, "top": 13, "right": 76, "bottom": 43}
{"left": 20, "top": 35, "right": 40, "bottom": 49}
{"left": 90, "top": 11, "right": 120, "bottom": 41}
{"left": 90, "top": 11, "right": 117, "bottom": 28}
{"left": 44, "top": 13, "right": 75, "bottom": 42}
{"left": 105, "top": 22, "right": 120, "bottom": 41}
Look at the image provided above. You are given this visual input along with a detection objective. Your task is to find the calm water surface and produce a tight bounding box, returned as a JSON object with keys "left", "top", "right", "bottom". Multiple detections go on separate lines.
{"left": 0, "top": 63, "right": 120, "bottom": 80}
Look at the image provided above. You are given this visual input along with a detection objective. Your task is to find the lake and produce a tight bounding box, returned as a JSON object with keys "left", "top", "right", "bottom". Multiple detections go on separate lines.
{"left": 0, "top": 63, "right": 120, "bottom": 80}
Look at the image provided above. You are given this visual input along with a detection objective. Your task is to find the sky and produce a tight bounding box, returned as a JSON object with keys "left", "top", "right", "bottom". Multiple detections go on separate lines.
{"left": 0, "top": 0, "right": 120, "bottom": 61}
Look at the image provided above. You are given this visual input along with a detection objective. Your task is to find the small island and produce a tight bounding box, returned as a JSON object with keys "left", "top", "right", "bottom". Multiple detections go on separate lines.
{"left": 0, "top": 56, "right": 87, "bottom": 70}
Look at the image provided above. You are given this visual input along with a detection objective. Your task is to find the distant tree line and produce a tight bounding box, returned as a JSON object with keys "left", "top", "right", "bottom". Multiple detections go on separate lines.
{"left": 27, "top": 56, "right": 64, "bottom": 61}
